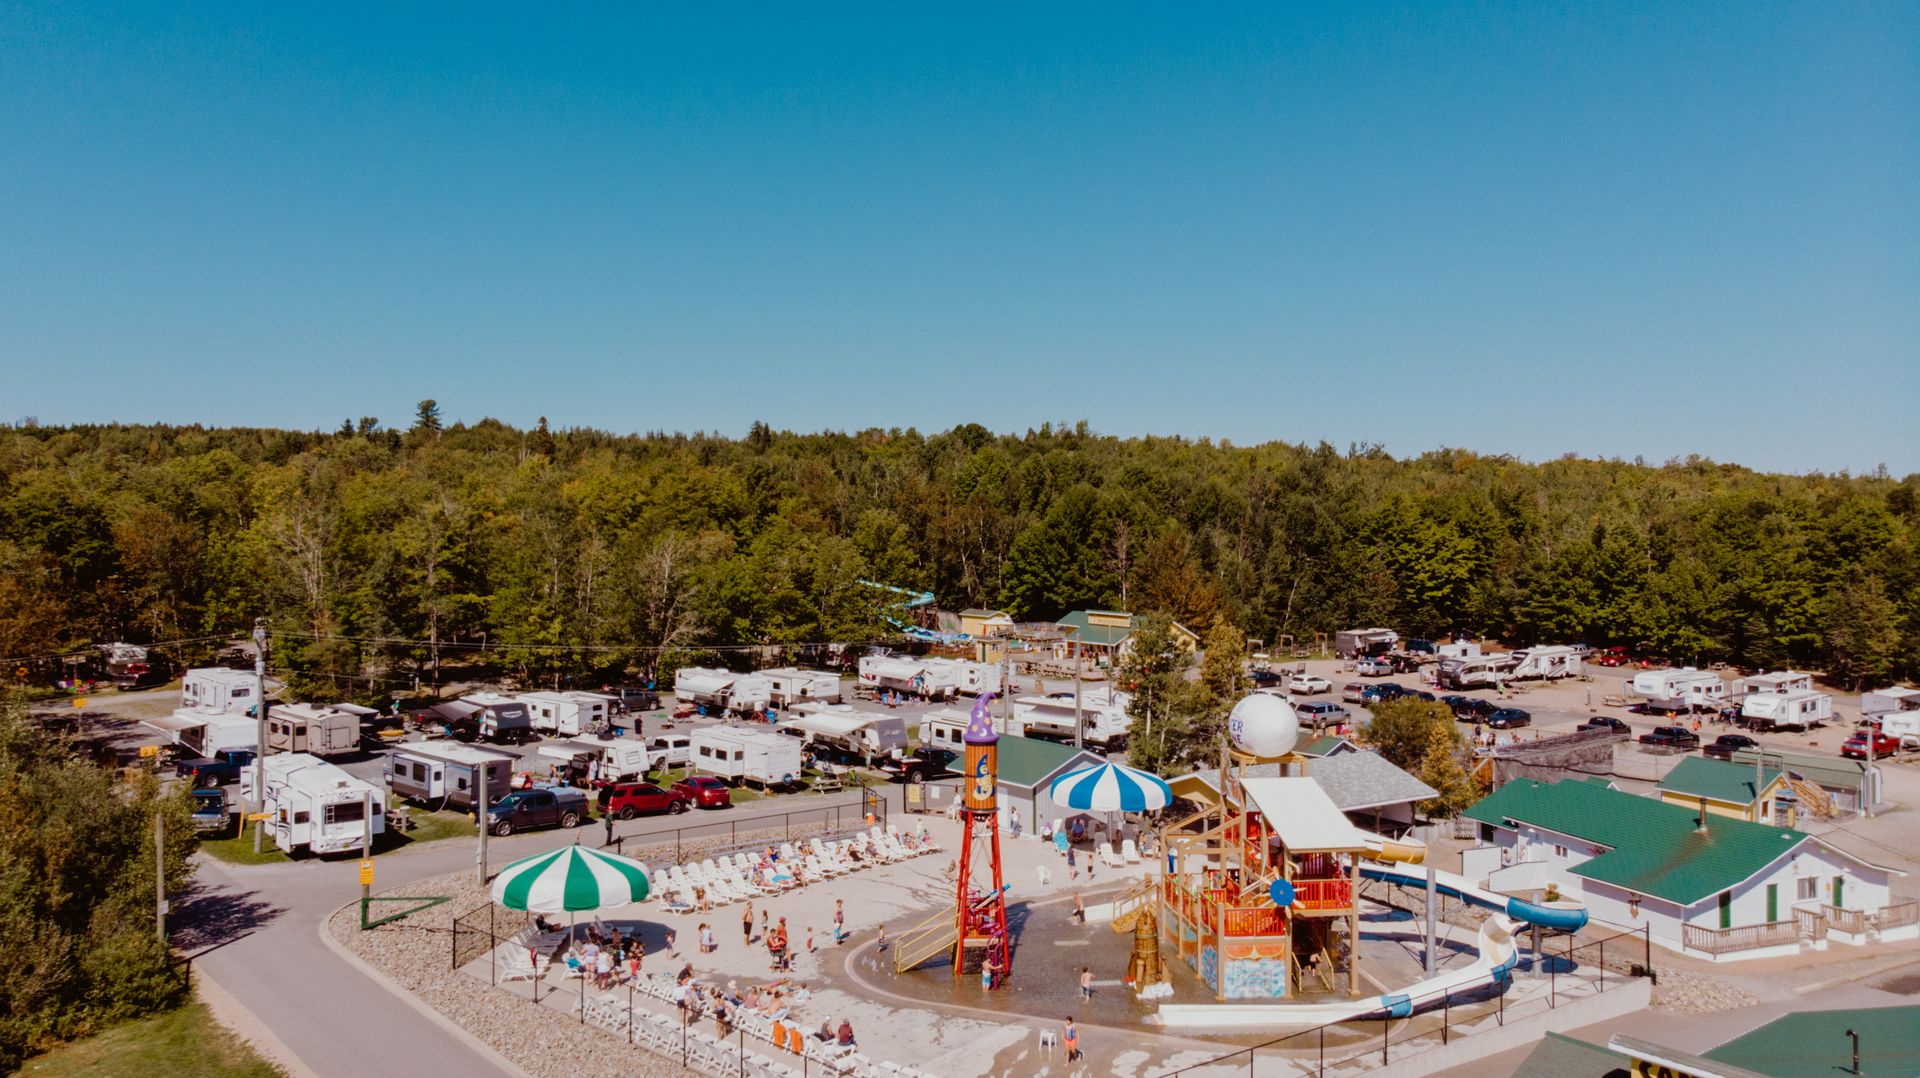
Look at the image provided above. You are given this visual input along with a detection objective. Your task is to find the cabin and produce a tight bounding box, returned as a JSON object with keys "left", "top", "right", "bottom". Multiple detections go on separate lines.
{"left": 1461, "top": 779, "right": 1908, "bottom": 961}
{"left": 956, "top": 609, "right": 1015, "bottom": 639}
{"left": 990, "top": 735, "right": 1105, "bottom": 838}
{"left": 1728, "top": 748, "right": 1881, "bottom": 817}
{"left": 1333, "top": 628, "right": 1399, "bottom": 659}
{"left": 1514, "top": 1007, "right": 1920, "bottom": 1078}
{"left": 1055, "top": 610, "right": 1200, "bottom": 661}
{"left": 759, "top": 668, "right": 842, "bottom": 708}
{"left": 1655, "top": 756, "right": 1788, "bottom": 824}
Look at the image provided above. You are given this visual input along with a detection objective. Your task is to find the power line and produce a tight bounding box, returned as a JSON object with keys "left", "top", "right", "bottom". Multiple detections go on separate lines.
{"left": 268, "top": 629, "right": 901, "bottom": 655}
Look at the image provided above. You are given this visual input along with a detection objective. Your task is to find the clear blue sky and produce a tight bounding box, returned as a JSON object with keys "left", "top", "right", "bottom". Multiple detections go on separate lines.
{"left": 3, "top": 4, "right": 1915, "bottom": 474}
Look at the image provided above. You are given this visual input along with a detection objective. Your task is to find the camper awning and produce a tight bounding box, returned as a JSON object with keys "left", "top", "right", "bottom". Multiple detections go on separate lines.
{"left": 140, "top": 715, "right": 206, "bottom": 737}
{"left": 331, "top": 703, "right": 378, "bottom": 717}
{"left": 1240, "top": 776, "right": 1370, "bottom": 852}
{"left": 866, "top": 660, "right": 927, "bottom": 682}
{"left": 784, "top": 712, "right": 871, "bottom": 739}
{"left": 428, "top": 700, "right": 484, "bottom": 722}
{"left": 677, "top": 673, "right": 734, "bottom": 697}
{"left": 536, "top": 741, "right": 602, "bottom": 762}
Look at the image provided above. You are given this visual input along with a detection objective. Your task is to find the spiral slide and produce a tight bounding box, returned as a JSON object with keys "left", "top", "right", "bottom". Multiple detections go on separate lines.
{"left": 1151, "top": 864, "right": 1585, "bottom": 1030}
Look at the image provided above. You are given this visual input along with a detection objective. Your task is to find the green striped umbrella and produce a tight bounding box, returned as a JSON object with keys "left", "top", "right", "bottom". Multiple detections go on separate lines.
{"left": 490, "top": 844, "right": 651, "bottom": 913}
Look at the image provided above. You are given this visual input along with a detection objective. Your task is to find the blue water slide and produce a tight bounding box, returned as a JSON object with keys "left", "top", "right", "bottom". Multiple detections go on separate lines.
{"left": 1358, "top": 862, "right": 1589, "bottom": 932}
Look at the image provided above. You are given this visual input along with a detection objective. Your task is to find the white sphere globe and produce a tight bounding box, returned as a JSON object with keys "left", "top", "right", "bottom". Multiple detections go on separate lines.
{"left": 1228, "top": 693, "right": 1300, "bottom": 759}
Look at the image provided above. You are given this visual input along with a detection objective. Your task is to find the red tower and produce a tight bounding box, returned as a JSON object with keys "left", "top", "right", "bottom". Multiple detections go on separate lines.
{"left": 955, "top": 692, "right": 1011, "bottom": 983}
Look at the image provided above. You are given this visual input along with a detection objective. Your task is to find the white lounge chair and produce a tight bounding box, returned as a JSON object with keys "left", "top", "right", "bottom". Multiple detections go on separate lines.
{"left": 1121, "top": 838, "right": 1141, "bottom": 863}
{"left": 1101, "top": 841, "right": 1125, "bottom": 868}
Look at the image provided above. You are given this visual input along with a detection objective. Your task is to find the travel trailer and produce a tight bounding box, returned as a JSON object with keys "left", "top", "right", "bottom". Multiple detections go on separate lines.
{"left": 783, "top": 703, "right": 909, "bottom": 763}
{"left": 148, "top": 710, "right": 259, "bottom": 758}
{"left": 265, "top": 702, "right": 361, "bottom": 758}
{"left": 518, "top": 691, "right": 612, "bottom": 737}
{"left": 646, "top": 733, "right": 693, "bottom": 767}
{"left": 1434, "top": 653, "right": 1518, "bottom": 690}
{"left": 1434, "top": 641, "right": 1484, "bottom": 660}
{"left": 1334, "top": 628, "right": 1400, "bottom": 659}
{"left": 1735, "top": 670, "right": 1817, "bottom": 697}
{"left": 384, "top": 743, "right": 516, "bottom": 811}
{"left": 672, "top": 668, "right": 772, "bottom": 715}
{"left": 688, "top": 727, "right": 805, "bottom": 787}
{"left": 182, "top": 667, "right": 260, "bottom": 715}
{"left": 919, "top": 706, "right": 991, "bottom": 751}
{"left": 1861, "top": 687, "right": 1920, "bottom": 718}
{"left": 918, "top": 657, "right": 1005, "bottom": 697}
{"left": 240, "top": 753, "right": 385, "bottom": 855}
{"left": 1504, "top": 645, "right": 1583, "bottom": 681}
{"left": 1009, "top": 687, "right": 1130, "bottom": 753}
{"left": 534, "top": 737, "right": 660, "bottom": 784}
{"left": 431, "top": 692, "right": 537, "bottom": 744}
{"left": 857, "top": 655, "right": 952, "bottom": 699}
{"left": 760, "top": 668, "right": 843, "bottom": 708}
{"left": 1630, "top": 668, "right": 1727, "bottom": 713}
{"left": 1740, "top": 689, "right": 1833, "bottom": 731}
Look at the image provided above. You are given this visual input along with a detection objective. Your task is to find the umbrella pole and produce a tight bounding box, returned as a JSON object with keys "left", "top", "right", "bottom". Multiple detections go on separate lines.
{"left": 576, "top": 910, "right": 584, "bottom": 1022}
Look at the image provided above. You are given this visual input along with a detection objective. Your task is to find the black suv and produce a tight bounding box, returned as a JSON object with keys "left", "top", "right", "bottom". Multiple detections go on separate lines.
{"left": 1445, "top": 697, "right": 1499, "bottom": 723}
{"left": 1248, "top": 669, "right": 1285, "bottom": 688}
{"left": 606, "top": 686, "right": 663, "bottom": 713}
{"left": 1639, "top": 726, "right": 1700, "bottom": 751}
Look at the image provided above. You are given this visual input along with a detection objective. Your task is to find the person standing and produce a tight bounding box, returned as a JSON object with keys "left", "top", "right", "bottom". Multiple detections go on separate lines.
{"left": 743, "top": 899, "right": 755, "bottom": 944}
{"left": 1064, "top": 1017, "right": 1080, "bottom": 1063}
{"left": 1080, "top": 967, "right": 1093, "bottom": 1001}
{"left": 833, "top": 898, "right": 846, "bottom": 944}
{"left": 1072, "top": 892, "right": 1085, "bottom": 924}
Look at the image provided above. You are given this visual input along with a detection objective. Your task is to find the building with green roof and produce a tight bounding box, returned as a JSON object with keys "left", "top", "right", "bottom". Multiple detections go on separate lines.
{"left": 984, "top": 734, "right": 1105, "bottom": 838}
{"left": 1462, "top": 779, "right": 1905, "bottom": 961}
{"left": 1053, "top": 610, "right": 1199, "bottom": 658}
{"left": 1512, "top": 1007, "right": 1920, "bottom": 1078}
{"left": 1656, "top": 755, "right": 1787, "bottom": 823}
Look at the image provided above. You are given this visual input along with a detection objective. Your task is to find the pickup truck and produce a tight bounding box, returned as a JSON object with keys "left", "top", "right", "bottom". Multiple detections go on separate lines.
{"left": 486, "top": 785, "right": 589, "bottom": 836}
{"left": 877, "top": 747, "right": 961, "bottom": 783}
{"left": 190, "top": 787, "right": 232, "bottom": 834}
{"left": 1639, "top": 726, "right": 1700, "bottom": 751}
{"left": 175, "top": 749, "right": 258, "bottom": 787}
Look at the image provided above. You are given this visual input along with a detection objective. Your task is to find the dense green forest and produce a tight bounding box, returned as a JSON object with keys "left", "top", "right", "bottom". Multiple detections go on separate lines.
{"left": 1, "top": 410, "right": 1915, "bottom": 696}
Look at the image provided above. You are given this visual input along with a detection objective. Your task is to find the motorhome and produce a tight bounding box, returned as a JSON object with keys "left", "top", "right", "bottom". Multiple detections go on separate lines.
{"left": 760, "top": 668, "right": 843, "bottom": 708}
{"left": 1009, "top": 687, "right": 1130, "bottom": 753}
{"left": 1504, "top": 645, "right": 1583, "bottom": 681}
{"left": 384, "top": 743, "right": 516, "bottom": 811}
{"left": 265, "top": 702, "right": 361, "bottom": 757}
{"left": 518, "top": 691, "right": 612, "bottom": 737}
{"left": 534, "top": 737, "right": 659, "bottom": 784}
{"left": 1740, "top": 689, "right": 1833, "bottom": 731}
{"left": 919, "top": 657, "right": 1005, "bottom": 697}
{"left": 240, "top": 753, "right": 385, "bottom": 855}
{"left": 672, "top": 668, "right": 772, "bottom": 715}
{"left": 783, "top": 703, "right": 909, "bottom": 763}
{"left": 1434, "top": 653, "right": 1518, "bottom": 690}
{"left": 1630, "top": 669, "right": 1727, "bottom": 713}
{"left": 1735, "top": 670, "right": 1817, "bottom": 697}
{"left": 1334, "top": 628, "right": 1399, "bottom": 659}
{"left": 688, "top": 727, "right": 805, "bottom": 787}
{"left": 182, "top": 667, "right": 260, "bottom": 715}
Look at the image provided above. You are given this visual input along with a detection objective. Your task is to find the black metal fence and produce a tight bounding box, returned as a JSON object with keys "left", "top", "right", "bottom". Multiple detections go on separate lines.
{"left": 600, "top": 787, "right": 887, "bottom": 867}
{"left": 1151, "top": 924, "right": 1653, "bottom": 1077}
{"left": 451, "top": 903, "right": 537, "bottom": 993}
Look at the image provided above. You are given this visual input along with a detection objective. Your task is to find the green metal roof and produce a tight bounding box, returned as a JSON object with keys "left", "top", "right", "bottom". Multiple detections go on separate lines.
{"left": 1511, "top": 1034, "right": 1629, "bottom": 1078}
{"left": 1297, "top": 736, "right": 1353, "bottom": 758}
{"left": 1728, "top": 747, "right": 1868, "bottom": 791}
{"left": 994, "top": 735, "right": 1101, "bottom": 790}
{"left": 1705, "top": 1005, "right": 1920, "bottom": 1077}
{"left": 1464, "top": 779, "right": 1808, "bottom": 905}
{"left": 1656, "top": 756, "right": 1784, "bottom": 807}
{"left": 1056, "top": 610, "right": 1134, "bottom": 647}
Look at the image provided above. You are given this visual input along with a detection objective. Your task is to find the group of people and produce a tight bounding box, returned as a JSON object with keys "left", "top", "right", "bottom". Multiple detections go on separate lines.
{"left": 555, "top": 921, "right": 656, "bottom": 991}
{"left": 672, "top": 968, "right": 813, "bottom": 1036}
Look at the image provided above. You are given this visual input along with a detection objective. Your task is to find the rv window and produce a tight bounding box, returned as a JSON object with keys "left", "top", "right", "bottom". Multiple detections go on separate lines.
{"left": 233, "top": 687, "right": 249, "bottom": 697}
{"left": 326, "top": 801, "right": 367, "bottom": 825}
{"left": 457, "top": 776, "right": 470, "bottom": 791}
{"left": 294, "top": 811, "right": 309, "bottom": 824}
{"left": 733, "top": 750, "right": 743, "bottom": 761}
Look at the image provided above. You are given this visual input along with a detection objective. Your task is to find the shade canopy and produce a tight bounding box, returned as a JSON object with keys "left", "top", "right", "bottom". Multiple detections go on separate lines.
{"left": 1048, "top": 761, "right": 1173, "bottom": 812}
{"left": 491, "top": 845, "right": 651, "bottom": 913}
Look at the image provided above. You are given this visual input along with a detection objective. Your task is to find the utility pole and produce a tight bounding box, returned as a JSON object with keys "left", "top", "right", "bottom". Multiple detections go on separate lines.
{"left": 1424, "top": 860, "right": 1438, "bottom": 974}
{"left": 154, "top": 811, "right": 167, "bottom": 945}
{"left": 252, "top": 617, "right": 268, "bottom": 854}
{"left": 476, "top": 762, "right": 490, "bottom": 884}
{"left": 1073, "top": 641, "right": 1084, "bottom": 750}
{"left": 362, "top": 789, "right": 374, "bottom": 910}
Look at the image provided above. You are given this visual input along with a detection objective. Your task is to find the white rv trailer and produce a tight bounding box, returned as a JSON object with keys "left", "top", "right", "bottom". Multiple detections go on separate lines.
{"left": 534, "top": 737, "right": 660, "bottom": 783}
{"left": 518, "top": 691, "right": 612, "bottom": 737}
{"left": 760, "top": 668, "right": 843, "bottom": 708}
{"left": 783, "top": 703, "right": 909, "bottom": 763}
{"left": 1334, "top": 628, "right": 1400, "bottom": 658}
{"left": 1630, "top": 668, "right": 1727, "bottom": 713}
{"left": 1434, "top": 653, "right": 1518, "bottom": 690}
{"left": 454, "top": 692, "right": 536, "bottom": 743}
{"left": 1503, "top": 645, "right": 1584, "bottom": 681}
{"left": 1735, "top": 670, "right": 1817, "bottom": 697}
{"left": 181, "top": 667, "right": 260, "bottom": 715}
{"left": 151, "top": 709, "right": 260, "bottom": 758}
{"left": 919, "top": 706, "right": 989, "bottom": 751}
{"left": 646, "top": 733, "right": 693, "bottom": 767}
{"left": 688, "top": 727, "right": 805, "bottom": 787}
{"left": 384, "top": 742, "right": 516, "bottom": 811}
{"left": 1861, "top": 686, "right": 1920, "bottom": 718}
{"left": 918, "top": 657, "right": 1005, "bottom": 697}
{"left": 672, "top": 668, "right": 772, "bottom": 715}
{"left": 1009, "top": 687, "right": 1131, "bottom": 753}
{"left": 1740, "top": 689, "right": 1833, "bottom": 731}
{"left": 240, "top": 753, "right": 385, "bottom": 855}
{"left": 265, "top": 702, "right": 361, "bottom": 757}
{"left": 1434, "top": 642, "right": 1484, "bottom": 660}
{"left": 857, "top": 655, "right": 950, "bottom": 698}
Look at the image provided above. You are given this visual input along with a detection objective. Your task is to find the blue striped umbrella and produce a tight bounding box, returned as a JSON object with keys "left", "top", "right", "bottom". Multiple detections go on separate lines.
{"left": 1048, "top": 761, "right": 1173, "bottom": 812}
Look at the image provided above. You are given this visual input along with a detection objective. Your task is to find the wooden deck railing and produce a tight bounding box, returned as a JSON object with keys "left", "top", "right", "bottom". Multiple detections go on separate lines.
{"left": 1682, "top": 919, "right": 1798, "bottom": 955}
{"left": 1877, "top": 900, "right": 1920, "bottom": 931}
{"left": 1823, "top": 906, "right": 1870, "bottom": 936}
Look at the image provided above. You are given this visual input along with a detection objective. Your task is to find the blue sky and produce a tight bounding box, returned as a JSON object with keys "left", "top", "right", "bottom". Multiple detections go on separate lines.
{"left": 2, "top": 4, "right": 1915, "bottom": 474}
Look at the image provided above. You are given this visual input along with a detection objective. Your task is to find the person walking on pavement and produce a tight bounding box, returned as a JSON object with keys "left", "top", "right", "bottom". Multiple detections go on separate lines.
{"left": 1064, "top": 1017, "right": 1080, "bottom": 1063}
{"left": 1080, "top": 967, "right": 1093, "bottom": 1001}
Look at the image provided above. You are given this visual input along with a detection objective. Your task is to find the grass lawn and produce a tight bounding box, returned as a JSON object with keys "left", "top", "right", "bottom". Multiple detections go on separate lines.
{"left": 199, "top": 808, "right": 481, "bottom": 865}
{"left": 18, "top": 1002, "right": 282, "bottom": 1078}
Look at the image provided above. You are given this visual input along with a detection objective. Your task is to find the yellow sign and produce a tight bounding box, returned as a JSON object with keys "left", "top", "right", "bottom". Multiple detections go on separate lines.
{"left": 71, "top": 698, "right": 88, "bottom": 709}
{"left": 1632, "top": 1061, "right": 1703, "bottom": 1078}
{"left": 358, "top": 859, "right": 375, "bottom": 886}
{"left": 139, "top": 744, "right": 159, "bottom": 758}
{"left": 245, "top": 812, "right": 274, "bottom": 822}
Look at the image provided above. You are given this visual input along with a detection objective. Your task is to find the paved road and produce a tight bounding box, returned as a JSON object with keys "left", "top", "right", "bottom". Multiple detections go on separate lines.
{"left": 178, "top": 784, "right": 898, "bottom": 1078}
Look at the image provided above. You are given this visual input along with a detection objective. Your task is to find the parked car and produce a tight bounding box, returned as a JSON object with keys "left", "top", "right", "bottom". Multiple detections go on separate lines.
{"left": 1341, "top": 683, "right": 1369, "bottom": 703}
{"left": 190, "top": 787, "right": 232, "bottom": 835}
{"left": 1702, "top": 733, "right": 1758, "bottom": 761}
{"left": 596, "top": 781, "right": 691, "bottom": 819}
{"left": 486, "top": 785, "right": 588, "bottom": 836}
{"left": 1248, "top": 669, "right": 1284, "bottom": 688}
{"left": 174, "top": 748, "right": 258, "bottom": 787}
{"left": 1355, "top": 657, "right": 1395, "bottom": 677}
{"left": 1444, "top": 696, "right": 1498, "bottom": 722}
{"left": 1842, "top": 732, "right": 1901, "bottom": 760}
{"left": 673, "top": 775, "right": 734, "bottom": 809}
{"left": 605, "top": 686, "right": 663, "bottom": 713}
{"left": 1486, "top": 708, "right": 1531, "bottom": 730}
{"left": 1639, "top": 726, "right": 1700, "bottom": 751}
{"left": 1287, "top": 674, "right": 1331, "bottom": 695}
{"left": 877, "top": 747, "right": 961, "bottom": 783}
{"left": 1296, "top": 701, "right": 1351, "bottom": 727}
{"left": 1592, "top": 647, "right": 1631, "bottom": 668}
{"left": 1359, "top": 683, "right": 1409, "bottom": 704}
{"left": 1578, "top": 716, "right": 1631, "bottom": 734}
{"left": 1406, "top": 639, "right": 1436, "bottom": 654}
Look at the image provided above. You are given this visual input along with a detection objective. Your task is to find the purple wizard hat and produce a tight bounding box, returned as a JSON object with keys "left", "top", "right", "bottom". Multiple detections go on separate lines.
{"left": 964, "top": 692, "right": 999, "bottom": 745}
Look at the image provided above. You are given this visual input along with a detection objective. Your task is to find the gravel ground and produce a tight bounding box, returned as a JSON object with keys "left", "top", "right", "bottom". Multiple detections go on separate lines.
{"left": 1649, "top": 968, "right": 1760, "bottom": 1013}
{"left": 327, "top": 872, "right": 693, "bottom": 1078}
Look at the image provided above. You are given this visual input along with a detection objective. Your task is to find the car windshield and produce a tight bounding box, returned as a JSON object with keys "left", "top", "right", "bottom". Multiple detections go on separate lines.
{"left": 494, "top": 792, "right": 527, "bottom": 809}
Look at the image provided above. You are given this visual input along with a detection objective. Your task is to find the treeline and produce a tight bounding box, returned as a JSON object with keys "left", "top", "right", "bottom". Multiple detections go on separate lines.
{"left": 1, "top": 412, "right": 1915, "bottom": 696}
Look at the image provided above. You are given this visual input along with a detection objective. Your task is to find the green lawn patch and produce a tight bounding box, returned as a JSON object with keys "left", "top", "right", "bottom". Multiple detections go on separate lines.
{"left": 199, "top": 806, "right": 483, "bottom": 865}
{"left": 18, "top": 1002, "right": 283, "bottom": 1078}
